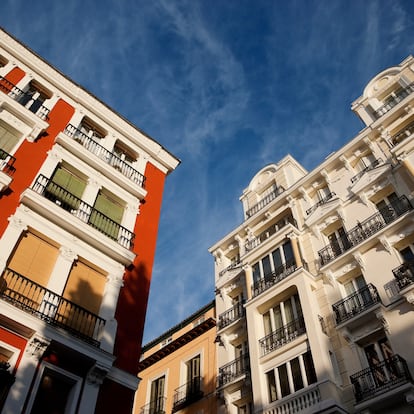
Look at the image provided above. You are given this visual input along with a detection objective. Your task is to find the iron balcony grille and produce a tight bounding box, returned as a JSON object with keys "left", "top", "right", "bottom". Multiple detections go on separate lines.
{"left": 332, "top": 283, "right": 380, "bottom": 325}
{"left": 259, "top": 316, "right": 306, "bottom": 356}
{"left": 392, "top": 261, "right": 414, "bottom": 290}
{"left": 391, "top": 120, "right": 414, "bottom": 146}
{"left": 140, "top": 397, "right": 166, "bottom": 414}
{"left": 245, "top": 214, "right": 297, "bottom": 252}
{"left": 64, "top": 124, "right": 146, "bottom": 188}
{"left": 0, "top": 75, "right": 50, "bottom": 121}
{"left": 374, "top": 83, "right": 414, "bottom": 118}
{"left": 319, "top": 196, "right": 412, "bottom": 265}
{"left": 252, "top": 259, "right": 298, "bottom": 298}
{"left": 246, "top": 186, "right": 285, "bottom": 218}
{"left": 172, "top": 377, "right": 203, "bottom": 412}
{"left": 350, "top": 159, "right": 382, "bottom": 184}
{"left": 219, "top": 260, "right": 241, "bottom": 277}
{"left": 32, "top": 175, "right": 135, "bottom": 249}
{"left": 0, "top": 268, "right": 105, "bottom": 346}
{"left": 218, "top": 302, "right": 245, "bottom": 330}
{"left": 306, "top": 192, "right": 336, "bottom": 216}
{"left": 0, "top": 148, "right": 16, "bottom": 176}
{"left": 218, "top": 355, "right": 250, "bottom": 387}
{"left": 350, "top": 355, "right": 413, "bottom": 403}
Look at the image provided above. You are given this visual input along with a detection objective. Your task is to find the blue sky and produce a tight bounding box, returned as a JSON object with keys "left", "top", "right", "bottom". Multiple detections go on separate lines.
{"left": 2, "top": 0, "right": 414, "bottom": 344}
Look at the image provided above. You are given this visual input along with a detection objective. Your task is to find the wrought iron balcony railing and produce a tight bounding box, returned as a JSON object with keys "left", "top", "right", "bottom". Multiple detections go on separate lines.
{"left": 218, "top": 302, "right": 245, "bottom": 330}
{"left": 172, "top": 377, "right": 203, "bottom": 412}
{"left": 0, "top": 148, "right": 16, "bottom": 177}
{"left": 245, "top": 214, "right": 297, "bottom": 252}
{"left": 391, "top": 119, "right": 414, "bottom": 146}
{"left": 32, "top": 175, "right": 135, "bottom": 249}
{"left": 0, "top": 268, "right": 105, "bottom": 346}
{"left": 259, "top": 316, "right": 306, "bottom": 356}
{"left": 374, "top": 83, "right": 414, "bottom": 118}
{"left": 332, "top": 284, "right": 380, "bottom": 325}
{"left": 319, "top": 196, "right": 412, "bottom": 265}
{"left": 246, "top": 186, "right": 285, "bottom": 218}
{"left": 350, "top": 355, "right": 413, "bottom": 403}
{"left": 392, "top": 261, "right": 414, "bottom": 290}
{"left": 219, "top": 260, "right": 241, "bottom": 277}
{"left": 350, "top": 159, "right": 383, "bottom": 184}
{"left": 252, "top": 259, "right": 298, "bottom": 298}
{"left": 306, "top": 192, "right": 336, "bottom": 216}
{"left": 140, "top": 397, "right": 166, "bottom": 414}
{"left": 64, "top": 124, "right": 146, "bottom": 188}
{"left": 0, "top": 75, "right": 50, "bottom": 121}
{"left": 218, "top": 355, "right": 250, "bottom": 387}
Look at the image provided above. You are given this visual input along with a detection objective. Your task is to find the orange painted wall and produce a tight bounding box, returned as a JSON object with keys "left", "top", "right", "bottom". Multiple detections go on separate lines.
{"left": 0, "top": 67, "right": 25, "bottom": 92}
{"left": 0, "top": 97, "right": 75, "bottom": 236}
{"left": 113, "top": 162, "right": 167, "bottom": 374}
{"left": 0, "top": 327, "right": 27, "bottom": 373}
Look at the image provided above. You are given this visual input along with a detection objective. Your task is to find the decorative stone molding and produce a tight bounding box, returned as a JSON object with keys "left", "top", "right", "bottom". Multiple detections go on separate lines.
{"left": 59, "top": 246, "right": 78, "bottom": 262}
{"left": 321, "top": 169, "right": 330, "bottom": 184}
{"left": 352, "top": 252, "right": 365, "bottom": 271}
{"left": 379, "top": 236, "right": 392, "bottom": 253}
{"left": 339, "top": 155, "right": 352, "bottom": 172}
{"left": 8, "top": 215, "right": 28, "bottom": 231}
{"left": 26, "top": 336, "right": 50, "bottom": 360}
{"left": 375, "top": 311, "right": 390, "bottom": 333}
{"left": 404, "top": 104, "right": 413, "bottom": 115}
{"left": 405, "top": 292, "right": 414, "bottom": 305}
{"left": 86, "top": 363, "right": 108, "bottom": 386}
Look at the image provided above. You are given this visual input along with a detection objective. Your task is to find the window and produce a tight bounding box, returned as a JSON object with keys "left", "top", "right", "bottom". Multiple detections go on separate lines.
{"left": 78, "top": 118, "right": 105, "bottom": 140}
{"left": 90, "top": 190, "right": 125, "bottom": 240}
{"left": 266, "top": 351, "right": 317, "bottom": 403}
{"left": 160, "top": 336, "right": 173, "bottom": 348}
{"left": 186, "top": 354, "right": 201, "bottom": 390}
{"left": 376, "top": 192, "right": 400, "bottom": 224}
{"left": 327, "top": 226, "right": 350, "bottom": 255}
{"left": 17, "top": 80, "right": 51, "bottom": 115}
{"left": 45, "top": 165, "right": 87, "bottom": 211}
{"left": 149, "top": 376, "right": 165, "bottom": 414}
{"left": 113, "top": 141, "right": 136, "bottom": 164}
{"left": 252, "top": 240, "right": 296, "bottom": 283}
{"left": 355, "top": 152, "right": 377, "bottom": 172}
{"left": 0, "top": 120, "right": 21, "bottom": 153}
{"left": 0, "top": 55, "right": 8, "bottom": 68}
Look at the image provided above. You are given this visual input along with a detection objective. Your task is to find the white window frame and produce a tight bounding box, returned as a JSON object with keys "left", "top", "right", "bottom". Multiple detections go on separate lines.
{"left": 0, "top": 340, "right": 20, "bottom": 371}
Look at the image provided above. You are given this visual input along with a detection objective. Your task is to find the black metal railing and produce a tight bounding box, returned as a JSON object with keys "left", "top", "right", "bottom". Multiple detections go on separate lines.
{"left": 218, "top": 355, "right": 249, "bottom": 387}
{"left": 319, "top": 196, "right": 412, "bottom": 265}
{"left": 139, "top": 397, "right": 166, "bottom": 414}
{"left": 245, "top": 214, "right": 297, "bottom": 252}
{"left": 218, "top": 302, "right": 245, "bottom": 330}
{"left": 306, "top": 192, "right": 336, "bottom": 216}
{"left": 351, "top": 159, "right": 383, "bottom": 184}
{"left": 32, "top": 175, "right": 135, "bottom": 249}
{"left": 374, "top": 83, "right": 414, "bottom": 118}
{"left": 391, "top": 120, "right": 414, "bottom": 146}
{"left": 172, "top": 377, "right": 203, "bottom": 412}
{"left": 64, "top": 124, "right": 146, "bottom": 188}
{"left": 252, "top": 259, "right": 298, "bottom": 297}
{"left": 259, "top": 316, "right": 306, "bottom": 356}
{"left": 0, "top": 76, "right": 50, "bottom": 121}
{"left": 332, "top": 284, "right": 380, "bottom": 325}
{"left": 392, "top": 261, "right": 414, "bottom": 290}
{"left": 246, "top": 186, "right": 285, "bottom": 218}
{"left": 219, "top": 260, "right": 241, "bottom": 277}
{"left": 0, "top": 148, "right": 16, "bottom": 176}
{"left": 0, "top": 268, "right": 105, "bottom": 346}
{"left": 350, "top": 355, "right": 413, "bottom": 403}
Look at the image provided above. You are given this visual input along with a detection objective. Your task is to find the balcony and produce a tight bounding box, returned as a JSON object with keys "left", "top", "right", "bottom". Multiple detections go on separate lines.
{"left": 245, "top": 214, "right": 297, "bottom": 252}
{"left": 306, "top": 192, "right": 336, "bottom": 216}
{"left": 259, "top": 316, "right": 306, "bottom": 356}
{"left": 350, "top": 355, "right": 413, "bottom": 403}
{"left": 0, "top": 149, "right": 16, "bottom": 176}
{"left": 319, "top": 196, "right": 412, "bottom": 265}
{"left": 392, "top": 261, "right": 414, "bottom": 290}
{"left": 374, "top": 83, "right": 414, "bottom": 118}
{"left": 245, "top": 186, "right": 285, "bottom": 218}
{"left": 218, "top": 302, "right": 245, "bottom": 330}
{"left": 351, "top": 159, "right": 382, "bottom": 184}
{"left": 0, "top": 76, "right": 50, "bottom": 121}
{"left": 332, "top": 284, "right": 380, "bottom": 325}
{"left": 0, "top": 268, "right": 105, "bottom": 346}
{"left": 140, "top": 397, "right": 166, "bottom": 414}
{"left": 252, "top": 260, "right": 298, "bottom": 297}
{"left": 32, "top": 175, "right": 135, "bottom": 249}
{"left": 172, "top": 377, "right": 203, "bottom": 412}
{"left": 217, "top": 355, "right": 250, "bottom": 387}
{"left": 391, "top": 120, "right": 414, "bottom": 146}
{"left": 64, "top": 124, "right": 146, "bottom": 188}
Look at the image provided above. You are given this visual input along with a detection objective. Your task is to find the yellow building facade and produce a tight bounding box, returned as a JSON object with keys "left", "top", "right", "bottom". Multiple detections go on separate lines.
{"left": 134, "top": 301, "right": 217, "bottom": 414}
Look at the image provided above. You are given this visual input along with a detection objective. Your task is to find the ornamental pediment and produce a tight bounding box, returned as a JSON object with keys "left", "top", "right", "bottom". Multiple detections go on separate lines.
{"left": 351, "top": 163, "right": 391, "bottom": 194}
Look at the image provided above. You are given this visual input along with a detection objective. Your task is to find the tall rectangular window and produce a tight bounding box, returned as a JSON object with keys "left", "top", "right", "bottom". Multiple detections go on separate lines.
{"left": 0, "top": 121, "right": 21, "bottom": 153}
{"left": 150, "top": 376, "right": 165, "bottom": 413}
{"left": 266, "top": 370, "right": 277, "bottom": 402}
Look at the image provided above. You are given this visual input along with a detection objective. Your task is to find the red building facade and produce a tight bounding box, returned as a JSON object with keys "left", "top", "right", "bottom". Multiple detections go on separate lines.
{"left": 0, "top": 29, "right": 179, "bottom": 414}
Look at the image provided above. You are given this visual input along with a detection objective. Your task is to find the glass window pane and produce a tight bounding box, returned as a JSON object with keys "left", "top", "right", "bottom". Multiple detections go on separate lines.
{"left": 291, "top": 357, "right": 304, "bottom": 391}
{"left": 262, "top": 255, "right": 272, "bottom": 277}
{"left": 283, "top": 240, "right": 294, "bottom": 264}
{"left": 303, "top": 351, "right": 317, "bottom": 385}
{"left": 278, "top": 364, "right": 290, "bottom": 397}
{"left": 266, "top": 370, "right": 277, "bottom": 402}
{"left": 272, "top": 249, "right": 282, "bottom": 271}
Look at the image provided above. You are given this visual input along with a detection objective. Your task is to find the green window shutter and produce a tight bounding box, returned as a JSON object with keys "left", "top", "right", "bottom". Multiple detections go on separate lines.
{"left": 93, "top": 192, "right": 124, "bottom": 223}
{"left": 0, "top": 122, "right": 20, "bottom": 153}
{"left": 51, "top": 167, "right": 86, "bottom": 198}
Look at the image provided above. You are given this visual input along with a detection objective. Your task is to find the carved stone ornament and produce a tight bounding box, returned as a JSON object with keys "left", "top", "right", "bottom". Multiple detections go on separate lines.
{"left": 86, "top": 364, "right": 108, "bottom": 385}
{"left": 26, "top": 336, "right": 50, "bottom": 359}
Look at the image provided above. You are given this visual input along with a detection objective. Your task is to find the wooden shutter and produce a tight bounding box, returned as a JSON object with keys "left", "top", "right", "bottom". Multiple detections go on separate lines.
{"left": 0, "top": 121, "right": 20, "bottom": 153}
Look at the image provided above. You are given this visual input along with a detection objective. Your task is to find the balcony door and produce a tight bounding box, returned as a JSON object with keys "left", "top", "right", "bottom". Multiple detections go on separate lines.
{"left": 150, "top": 376, "right": 165, "bottom": 414}
{"left": 376, "top": 192, "right": 399, "bottom": 223}
{"left": 344, "top": 275, "right": 370, "bottom": 310}
{"left": 186, "top": 355, "right": 201, "bottom": 394}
